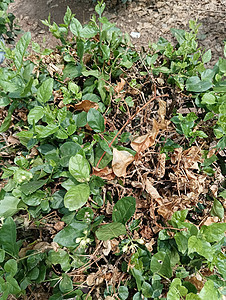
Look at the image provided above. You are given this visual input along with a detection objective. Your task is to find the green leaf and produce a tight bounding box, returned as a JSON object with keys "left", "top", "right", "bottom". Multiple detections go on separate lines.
{"left": 201, "top": 93, "right": 216, "bottom": 105}
{"left": 6, "top": 275, "right": 21, "bottom": 295}
{"left": 188, "top": 236, "right": 214, "bottom": 261}
{"left": 131, "top": 268, "right": 144, "bottom": 292}
{"left": 211, "top": 198, "right": 224, "bottom": 219}
{"left": 0, "top": 249, "right": 5, "bottom": 263}
{"left": 100, "top": 44, "right": 110, "bottom": 60}
{"left": 82, "top": 69, "right": 99, "bottom": 78}
{"left": 81, "top": 24, "right": 99, "bottom": 38}
{"left": 203, "top": 112, "right": 214, "bottom": 122}
{"left": 37, "top": 78, "right": 54, "bottom": 103}
{"left": 4, "top": 259, "right": 17, "bottom": 276}
{"left": 167, "top": 278, "right": 188, "bottom": 300}
{"left": 87, "top": 108, "right": 105, "bottom": 133}
{"left": 141, "top": 282, "right": 153, "bottom": 298}
{"left": 13, "top": 169, "right": 33, "bottom": 184}
{"left": 186, "top": 76, "right": 212, "bottom": 92}
{"left": 60, "top": 142, "right": 81, "bottom": 167}
{"left": 20, "top": 179, "right": 48, "bottom": 195}
{"left": 64, "top": 184, "right": 90, "bottom": 211}
{"left": 0, "top": 217, "right": 18, "bottom": 257}
{"left": 0, "top": 196, "right": 20, "bottom": 218}
{"left": 112, "top": 196, "right": 136, "bottom": 224}
{"left": 174, "top": 231, "right": 189, "bottom": 254}
{"left": 69, "top": 154, "right": 90, "bottom": 182}
{"left": 199, "top": 280, "right": 218, "bottom": 300}
{"left": 36, "top": 124, "right": 59, "bottom": 138}
{"left": 150, "top": 251, "right": 172, "bottom": 278}
{"left": 70, "top": 17, "right": 83, "bottom": 36}
{"left": 202, "top": 49, "right": 211, "bottom": 64}
{"left": 59, "top": 274, "right": 73, "bottom": 293}
{"left": 118, "top": 286, "right": 129, "bottom": 300}
{"left": 48, "top": 249, "right": 71, "bottom": 272}
{"left": 171, "top": 28, "right": 185, "bottom": 45}
{"left": 201, "top": 223, "right": 226, "bottom": 243}
{"left": 95, "top": 222, "right": 127, "bottom": 241}
{"left": 53, "top": 222, "right": 88, "bottom": 247}
{"left": 0, "top": 96, "right": 10, "bottom": 107}
{"left": 22, "top": 190, "right": 45, "bottom": 206}
{"left": 63, "top": 62, "right": 82, "bottom": 79}
{"left": 14, "top": 32, "right": 31, "bottom": 70}
{"left": 0, "top": 111, "right": 12, "bottom": 133}
{"left": 27, "top": 106, "right": 44, "bottom": 124}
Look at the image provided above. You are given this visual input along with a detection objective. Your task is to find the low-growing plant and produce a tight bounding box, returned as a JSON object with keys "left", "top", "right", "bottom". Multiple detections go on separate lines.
{"left": 0, "top": 1, "right": 225, "bottom": 299}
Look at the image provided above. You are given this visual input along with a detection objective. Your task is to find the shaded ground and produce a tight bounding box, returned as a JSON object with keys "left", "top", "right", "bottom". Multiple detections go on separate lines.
{"left": 8, "top": 0, "right": 226, "bottom": 64}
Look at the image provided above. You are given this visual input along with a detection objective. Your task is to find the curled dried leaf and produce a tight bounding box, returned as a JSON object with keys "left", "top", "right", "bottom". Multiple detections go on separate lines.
{"left": 131, "top": 119, "right": 159, "bottom": 153}
{"left": 145, "top": 178, "right": 162, "bottom": 204}
{"left": 93, "top": 166, "right": 115, "bottom": 180}
{"left": 115, "top": 78, "right": 126, "bottom": 93}
{"left": 74, "top": 100, "right": 99, "bottom": 112}
{"left": 112, "top": 148, "right": 134, "bottom": 177}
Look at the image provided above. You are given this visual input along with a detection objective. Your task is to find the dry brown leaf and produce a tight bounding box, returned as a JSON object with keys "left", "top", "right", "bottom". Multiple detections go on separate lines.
{"left": 102, "top": 240, "right": 111, "bottom": 256}
{"left": 145, "top": 178, "right": 162, "bottom": 204}
{"left": 156, "top": 153, "right": 166, "bottom": 178}
{"left": 112, "top": 148, "right": 134, "bottom": 177}
{"left": 7, "top": 136, "right": 20, "bottom": 145}
{"left": 93, "top": 166, "right": 115, "bottom": 180}
{"left": 203, "top": 217, "right": 219, "bottom": 226}
{"left": 86, "top": 273, "right": 96, "bottom": 286}
{"left": 158, "top": 99, "right": 166, "bottom": 120}
{"left": 53, "top": 221, "right": 65, "bottom": 231}
{"left": 115, "top": 78, "right": 126, "bottom": 93}
{"left": 131, "top": 119, "right": 159, "bottom": 153}
{"left": 74, "top": 100, "right": 99, "bottom": 112}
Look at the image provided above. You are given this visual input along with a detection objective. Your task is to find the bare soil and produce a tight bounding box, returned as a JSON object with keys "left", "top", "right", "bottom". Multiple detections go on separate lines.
{"left": 8, "top": 0, "right": 226, "bottom": 64}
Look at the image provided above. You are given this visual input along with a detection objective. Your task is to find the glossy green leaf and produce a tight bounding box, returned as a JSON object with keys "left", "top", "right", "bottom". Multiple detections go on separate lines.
{"left": 27, "top": 106, "right": 44, "bottom": 124}
{"left": 48, "top": 249, "right": 71, "bottom": 271}
{"left": 14, "top": 32, "right": 31, "bottom": 70}
{"left": 199, "top": 280, "right": 218, "bottom": 300}
{"left": 201, "top": 223, "right": 226, "bottom": 243}
{"left": 36, "top": 124, "right": 59, "bottom": 138}
{"left": 0, "top": 217, "right": 18, "bottom": 257}
{"left": 0, "top": 196, "right": 20, "bottom": 218}
{"left": 70, "top": 17, "right": 83, "bottom": 36}
{"left": 188, "top": 236, "right": 214, "bottom": 261}
{"left": 118, "top": 286, "right": 129, "bottom": 300}
{"left": 59, "top": 274, "right": 73, "bottom": 293}
{"left": 64, "top": 184, "right": 90, "bottom": 211}
{"left": 95, "top": 222, "right": 126, "bottom": 241}
{"left": 4, "top": 259, "right": 17, "bottom": 276}
{"left": 150, "top": 251, "right": 172, "bottom": 278}
{"left": 53, "top": 222, "right": 88, "bottom": 247}
{"left": 0, "top": 249, "right": 5, "bottom": 263}
{"left": 6, "top": 275, "right": 21, "bottom": 295}
{"left": 87, "top": 108, "right": 105, "bottom": 133}
{"left": 22, "top": 190, "right": 45, "bottom": 206}
{"left": 141, "top": 282, "right": 153, "bottom": 298}
{"left": 202, "top": 49, "right": 211, "bottom": 64}
{"left": 201, "top": 93, "right": 216, "bottom": 105}
{"left": 37, "top": 78, "right": 54, "bottom": 103}
{"left": 186, "top": 76, "right": 212, "bottom": 92}
{"left": 20, "top": 179, "right": 48, "bottom": 195}
{"left": 167, "top": 278, "right": 188, "bottom": 300}
{"left": 112, "top": 196, "right": 136, "bottom": 224}
{"left": 210, "top": 198, "right": 224, "bottom": 219}
{"left": 69, "top": 154, "right": 90, "bottom": 182}
{"left": 60, "top": 142, "right": 81, "bottom": 167}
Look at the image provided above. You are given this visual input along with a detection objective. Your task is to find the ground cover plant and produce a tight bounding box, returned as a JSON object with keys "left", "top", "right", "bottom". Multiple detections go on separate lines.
{"left": 0, "top": 1, "right": 225, "bottom": 299}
